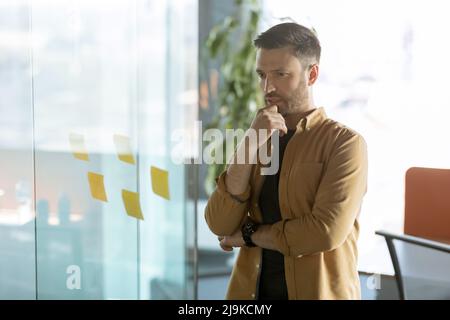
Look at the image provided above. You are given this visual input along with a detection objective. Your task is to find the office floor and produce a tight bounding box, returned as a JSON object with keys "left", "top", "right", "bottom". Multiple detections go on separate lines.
{"left": 198, "top": 249, "right": 399, "bottom": 300}
{"left": 198, "top": 274, "right": 399, "bottom": 300}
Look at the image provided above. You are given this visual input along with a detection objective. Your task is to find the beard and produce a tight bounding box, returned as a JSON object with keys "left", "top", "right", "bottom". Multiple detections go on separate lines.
{"left": 286, "top": 81, "right": 309, "bottom": 114}
{"left": 265, "top": 79, "right": 309, "bottom": 116}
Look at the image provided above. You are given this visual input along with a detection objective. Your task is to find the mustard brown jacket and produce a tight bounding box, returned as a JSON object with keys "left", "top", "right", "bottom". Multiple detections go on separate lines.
{"left": 205, "top": 107, "right": 368, "bottom": 300}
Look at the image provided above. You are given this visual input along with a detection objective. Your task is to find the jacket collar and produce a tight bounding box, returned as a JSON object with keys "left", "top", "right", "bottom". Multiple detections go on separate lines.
{"left": 295, "top": 107, "right": 327, "bottom": 131}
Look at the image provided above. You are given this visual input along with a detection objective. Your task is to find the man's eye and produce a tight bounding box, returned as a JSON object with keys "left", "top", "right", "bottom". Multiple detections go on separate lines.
{"left": 257, "top": 73, "right": 265, "bottom": 79}
{"left": 277, "top": 72, "right": 287, "bottom": 77}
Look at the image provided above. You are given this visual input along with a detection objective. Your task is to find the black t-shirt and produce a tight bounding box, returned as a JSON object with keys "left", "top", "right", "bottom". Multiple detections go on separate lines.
{"left": 257, "top": 129, "right": 296, "bottom": 300}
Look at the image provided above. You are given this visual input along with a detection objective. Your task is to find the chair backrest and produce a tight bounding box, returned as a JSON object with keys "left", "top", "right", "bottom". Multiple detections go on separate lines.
{"left": 376, "top": 230, "right": 450, "bottom": 300}
{"left": 376, "top": 167, "right": 450, "bottom": 299}
{"left": 405, "top": 167, "right": 450, "bottom": 243}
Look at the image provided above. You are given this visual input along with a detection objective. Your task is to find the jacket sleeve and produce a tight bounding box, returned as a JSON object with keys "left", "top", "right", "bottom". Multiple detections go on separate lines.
{"left": 270, "top": 132, "right": 368, "bottom": 257}
{"left": 204, "top": 170, "right": 252, "bottom": 236}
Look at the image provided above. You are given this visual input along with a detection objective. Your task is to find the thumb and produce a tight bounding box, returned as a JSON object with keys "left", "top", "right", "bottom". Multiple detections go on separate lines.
{"left": 264, "top": 104, "right": 278, "bottom": 113}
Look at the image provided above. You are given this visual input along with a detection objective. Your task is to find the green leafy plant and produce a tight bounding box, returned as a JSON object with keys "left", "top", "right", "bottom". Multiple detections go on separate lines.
{"left": 203, "top": 0, "right": 263, "bottom": 195}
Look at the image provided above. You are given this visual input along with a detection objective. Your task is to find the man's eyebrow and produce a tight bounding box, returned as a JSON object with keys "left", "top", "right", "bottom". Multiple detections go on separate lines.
{"left": 255, "top": 68, "right": 286, "bottom": 73}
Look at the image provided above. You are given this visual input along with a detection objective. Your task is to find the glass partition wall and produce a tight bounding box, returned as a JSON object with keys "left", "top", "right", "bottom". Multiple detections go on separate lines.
{"left": 0, "top": 0, "right": 198, "bottom": 299}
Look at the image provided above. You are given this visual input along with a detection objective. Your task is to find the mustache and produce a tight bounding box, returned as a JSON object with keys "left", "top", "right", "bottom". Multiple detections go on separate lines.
{"left": 265, "top": 94, "right": 282, "bottom": 100}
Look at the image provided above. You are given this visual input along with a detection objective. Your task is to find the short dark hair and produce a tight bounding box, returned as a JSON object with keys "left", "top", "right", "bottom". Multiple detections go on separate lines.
{"left": 254, "top": 23, "right": 321, "bottom": 66}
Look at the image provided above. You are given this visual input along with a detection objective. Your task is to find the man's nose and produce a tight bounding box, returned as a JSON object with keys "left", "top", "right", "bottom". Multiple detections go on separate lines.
{"left": 263, "top": 77, "right": 275, "bottom": 94}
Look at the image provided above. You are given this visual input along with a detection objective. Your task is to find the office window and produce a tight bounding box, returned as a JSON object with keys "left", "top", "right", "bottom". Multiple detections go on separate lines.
{"left": 264, "top": 0, "right": 450, "bottom": 275}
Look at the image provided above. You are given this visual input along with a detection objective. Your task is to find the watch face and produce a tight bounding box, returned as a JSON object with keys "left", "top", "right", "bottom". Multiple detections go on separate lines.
{"left": 242, "top": 221, "right": 257, "bottom": 247}
{"left": 245, "top": 222, "right": 255, "bottom": 233}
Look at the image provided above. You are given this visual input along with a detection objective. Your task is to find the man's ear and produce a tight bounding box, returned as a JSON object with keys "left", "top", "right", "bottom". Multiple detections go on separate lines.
{"left": 308, "top": 64, "right": 319, "bottom": 86}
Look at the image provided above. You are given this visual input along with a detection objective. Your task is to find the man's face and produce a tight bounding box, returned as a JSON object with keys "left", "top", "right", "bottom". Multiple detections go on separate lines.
{"left": 256, "top": 47, "right": 311, "bottom": 116}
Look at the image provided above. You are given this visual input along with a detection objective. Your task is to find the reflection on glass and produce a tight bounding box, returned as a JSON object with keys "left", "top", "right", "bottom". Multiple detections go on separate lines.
{"left": 0, "top": 0, "right": 36, "bottom": 299}
{"left": 1, "top": 0, "right": 197, "bottom": 299}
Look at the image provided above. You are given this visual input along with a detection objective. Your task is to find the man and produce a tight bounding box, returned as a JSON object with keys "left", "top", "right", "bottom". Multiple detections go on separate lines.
{"left": 204, "top": 23, "right": 368, "bottom": 300}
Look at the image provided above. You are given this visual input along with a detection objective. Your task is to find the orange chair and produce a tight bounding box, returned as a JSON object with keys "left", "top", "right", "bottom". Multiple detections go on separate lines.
{"left": 376, "top": 167, "right": 450, "bottom": 299}
{"left": 404, "top": 167, "right": 450, "bottom": 243}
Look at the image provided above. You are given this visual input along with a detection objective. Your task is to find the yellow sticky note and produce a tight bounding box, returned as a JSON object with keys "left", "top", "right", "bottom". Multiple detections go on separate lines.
{"left": 122, "top": 190, "right": 144, "bottom": 220}
{"left": 113, "top": 134, "right": 135, "bottom": 164}
{"left": 150, "top": 166, "right": 170, "bottom": 200}
{"left": 69, "top": 133, "right": 89, "bottom": 161}
{"left": 87, "top": 172, "right": 107, "bottom": 202}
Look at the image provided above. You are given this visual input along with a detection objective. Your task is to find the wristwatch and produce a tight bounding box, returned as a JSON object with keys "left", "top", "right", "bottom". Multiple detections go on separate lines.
{"left": 241, "top": 218, "right": 259, "bottom": 247}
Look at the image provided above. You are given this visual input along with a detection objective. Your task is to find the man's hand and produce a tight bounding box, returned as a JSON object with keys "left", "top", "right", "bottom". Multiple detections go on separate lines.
{"left": 250, "top": 105, "right": 288, "bottom": 143}
{"left": 218, "top": 224, "right": 279, "bottom": 252}
{"left": 224, "top": 105, "right": 287, "bottom": 196}
{"left": 218, "top": 229, "right": 245, "bottom": 252}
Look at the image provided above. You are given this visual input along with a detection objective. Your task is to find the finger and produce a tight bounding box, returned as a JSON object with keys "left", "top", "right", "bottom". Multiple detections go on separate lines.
{"left": 276, "top": 118, "right": 288, "bottom": 134}
{"left": 267, "top": 105, "right": 278, "bottom": 113}
{"left": 220, "top": 244, "right": 233, "bottom": 252}
{"left": 262, "top": 112, "right": 286, "bottom": 127}
{"left": 270, "top": 114, "right": 288, "bottom": 128}
{"left": 273, "top": 129, "right": 286, "bottom": 137}
{"left": 258, "top": 104, "right": 278, "bottom": 114}
{"left": 257, "top": 125, "right": 286, "bottom": 142}
{"left": 268, "top": 121, "right": 288, "bottom": 135}
{"left": 271, "top": 113, "right": 286, "bottom": 123}
{"left": 219, "top": 240, "right": 234, "bottom": 252}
